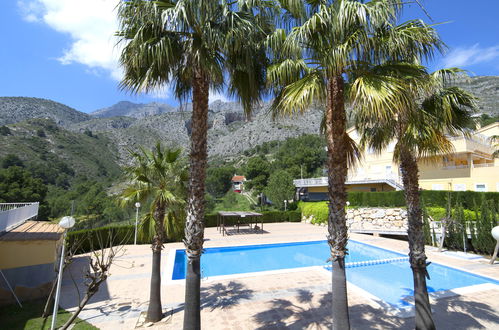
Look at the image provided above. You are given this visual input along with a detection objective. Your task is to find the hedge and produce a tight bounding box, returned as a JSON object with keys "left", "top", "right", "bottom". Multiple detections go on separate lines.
{"left": 346, "top": 190, "right": 499, "bottom": 209}
{"left": 299, "top": 201, "right": 328, "bottom": 224}
{"left": 205, "top": 210, "right": 301, "bottom": 227}
{"left": 68, "top": 225, "right": 138, "bottom": 254}
{"left": 68, "top": 210, "right": 301, "bottom": 253}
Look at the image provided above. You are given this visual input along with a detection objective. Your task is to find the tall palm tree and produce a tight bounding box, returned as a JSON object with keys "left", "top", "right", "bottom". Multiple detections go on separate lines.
{"left": 120, "top": 143, "right": 188, "bottom": 322}
{"left": 116, "top": 1, "right": 272, "bottom": 328}
{"left": 356, "top": 66, "right": 476, "bottom": 329}
{"left": 267, "top": 1, "right": 442, "bottom": 328}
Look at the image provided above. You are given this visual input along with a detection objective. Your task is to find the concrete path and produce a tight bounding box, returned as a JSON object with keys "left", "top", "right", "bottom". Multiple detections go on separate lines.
{"left": 59, "top": 223, "right": 499, "bottom": 329}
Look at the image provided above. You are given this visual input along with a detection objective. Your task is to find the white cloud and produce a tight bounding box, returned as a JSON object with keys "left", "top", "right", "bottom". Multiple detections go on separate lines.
{"left": 18, "top": 0, "right": 123, "bottom": 80}
{"left": 442, "top": 44, "right": 499, "bottom": 68}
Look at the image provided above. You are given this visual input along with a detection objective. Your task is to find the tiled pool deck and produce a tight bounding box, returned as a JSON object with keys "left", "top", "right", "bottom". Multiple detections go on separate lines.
{"left": 60, "top": 223, "right": 499, "bottom": 329}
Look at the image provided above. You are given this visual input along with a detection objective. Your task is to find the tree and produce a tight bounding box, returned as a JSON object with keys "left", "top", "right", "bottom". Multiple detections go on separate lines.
{"left": 1, "top": 154, "right": 24, "bottom": 169}
{"left": 244, "top": 156, "right": 271, "bottom": 193}
{"left": 273, "top": 134, "right": 326, "bottom": 178}
{"left": 357, "top": 67, "right": 476, "bottom": 329}
{"left": 206, "top": 165, "right": 236, "bottom": 198}
{"left": 264, "top": 170, "right": 294, "bottom": 210}
{"left": 0, "top": 125, "right": 11, "bottom": 136}
{"left": 267, "top": 1, "right": 442, "bottom": 328}
{"left": 117, "top": 2, "right": 272, "bottom": 327}
{"left": 0, "top": 166, "right": 47, "bottom": 203}
{"left": 120, "top": 144, "right": 188, "bottom": 322}
{"left": 60, "top": 231, "right": 128, "bottom": 330}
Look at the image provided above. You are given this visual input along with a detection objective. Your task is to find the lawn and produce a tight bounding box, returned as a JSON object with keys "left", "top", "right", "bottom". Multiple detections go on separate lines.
{"left": 0, "top": 299, "right": 98, "bottom": 330}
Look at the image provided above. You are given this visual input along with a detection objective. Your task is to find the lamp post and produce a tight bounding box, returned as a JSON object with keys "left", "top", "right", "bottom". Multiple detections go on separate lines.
{"left": 134, "top": 202, "right": 141, "bottom": 245}
{"left": 51, "top": 216, "right": 75, "bottom": 330}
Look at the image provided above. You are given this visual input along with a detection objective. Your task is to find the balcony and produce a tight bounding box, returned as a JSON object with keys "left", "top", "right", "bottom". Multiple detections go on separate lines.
{"left": 294, "top": 174, "right": 404, "bottom": 190}
{"left": 0, "top": 203, "right": 39, "bottom": 233}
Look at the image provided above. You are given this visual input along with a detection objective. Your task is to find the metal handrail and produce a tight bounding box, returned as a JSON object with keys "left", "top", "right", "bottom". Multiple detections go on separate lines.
{"left": 0, "top": 202, "right": 39, "bottom": 232}
{"left": 0, "top": 203, "right": 36, "bottom": 212}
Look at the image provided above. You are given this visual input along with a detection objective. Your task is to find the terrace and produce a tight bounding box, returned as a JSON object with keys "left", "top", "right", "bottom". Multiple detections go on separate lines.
{"left": 59, "top": 222, "right": 499, "bottom": 329}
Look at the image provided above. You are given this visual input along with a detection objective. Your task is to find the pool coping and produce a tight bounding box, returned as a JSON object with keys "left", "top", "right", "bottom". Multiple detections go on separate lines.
{"left": 164, "top": 238, "right": 499, "bottom": 318}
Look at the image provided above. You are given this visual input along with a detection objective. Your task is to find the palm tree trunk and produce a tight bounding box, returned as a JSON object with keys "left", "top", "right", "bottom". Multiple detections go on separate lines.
{"left": 325, "top": 76, "right": 350, "bottom": 330}
{"left": 183, "top": 68, "right": 209, "bottom": 330}
{"left": 146, "top": 204, "right": 166, "bottom": 323}
{"left": 399, "top": 149, "right": 436, "bottom": 330}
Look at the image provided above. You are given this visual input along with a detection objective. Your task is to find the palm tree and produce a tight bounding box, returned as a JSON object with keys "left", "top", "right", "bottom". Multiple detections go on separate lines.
{"left": 266, "top": 1, "right": 442, "bottom": 328}
{"left": 116, "top": 1, "right": 272, "bottom": 328}
{"left": 356, "top": 66, "right": 476, "bottom": 329}
{"left": 120, "top": 143, "right": 188, "bottom": 322}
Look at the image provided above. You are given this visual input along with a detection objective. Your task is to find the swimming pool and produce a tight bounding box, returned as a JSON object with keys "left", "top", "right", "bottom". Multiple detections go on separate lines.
{"left": 170, "top": 240, "right": 499, "bottom": 308}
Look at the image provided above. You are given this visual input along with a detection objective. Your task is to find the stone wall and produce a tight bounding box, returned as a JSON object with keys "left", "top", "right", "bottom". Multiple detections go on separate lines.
{"left": 303, "top": 207, "right": 408, "bottom": 233}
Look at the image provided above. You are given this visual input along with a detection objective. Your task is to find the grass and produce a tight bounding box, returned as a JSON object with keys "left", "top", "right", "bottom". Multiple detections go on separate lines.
{"left": 212, "top": 190, "right": 253, "bottom": 212}
{"left": 0, "top": 299, "right": 98, "bottom": 330}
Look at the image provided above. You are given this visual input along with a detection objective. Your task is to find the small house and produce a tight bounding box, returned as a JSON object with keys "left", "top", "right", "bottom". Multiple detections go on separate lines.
{"left": 231, "top": 175, "right": 246, "bottom": 193}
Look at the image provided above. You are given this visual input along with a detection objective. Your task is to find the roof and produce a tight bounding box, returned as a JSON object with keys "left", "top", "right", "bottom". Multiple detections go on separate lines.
{"left": 0, "top": 221, "right": 64, "bottom": 242}
{"left": 231, "top": 175, "right": 246, "bottom": 182}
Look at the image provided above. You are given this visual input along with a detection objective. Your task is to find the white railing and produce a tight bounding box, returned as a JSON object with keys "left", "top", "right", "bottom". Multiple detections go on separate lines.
{"left": 294, "top": 174, "right": 404, "bottom": 190}
{"left": 293, "top": 177, "right": 328, "bottom": 187}
{"left": 0, "top": 202, "right": 39, "bottom": 233}
{"left": 473, "top": 163, "right": 495, "bottom": 168}
{"left": 442, "top": 165, "right": 470, "bottom": 170}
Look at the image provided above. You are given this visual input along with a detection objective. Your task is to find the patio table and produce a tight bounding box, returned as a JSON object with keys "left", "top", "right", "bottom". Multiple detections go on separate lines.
{"left": 217, "top": 211, "right": 263, "bottom": 236}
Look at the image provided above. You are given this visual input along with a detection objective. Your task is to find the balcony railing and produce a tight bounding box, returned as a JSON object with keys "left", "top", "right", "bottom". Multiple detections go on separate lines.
{"left": 442, "top": 165, "right": 470, "bottom": 170}
{"left": 294, "top": 173, "right": 403, "bottom": 190}
{"left": 0, "top": 202, "right": 39, "bottom": 233}
{"left": 473, "top": 163, "right": 495, "bottom": 168}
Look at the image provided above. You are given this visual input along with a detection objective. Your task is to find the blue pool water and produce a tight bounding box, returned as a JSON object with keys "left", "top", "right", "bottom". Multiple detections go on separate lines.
{"left": 171, "top": 240, "right": 498, "bottom": 307}
{"left": 172, "top": 240, "right": 401, "bottom": 280}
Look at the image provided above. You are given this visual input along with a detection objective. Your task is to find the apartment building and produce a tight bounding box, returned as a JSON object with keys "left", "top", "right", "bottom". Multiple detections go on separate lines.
{"left": 294, "top": 122, "right": 499, "bottom": 201}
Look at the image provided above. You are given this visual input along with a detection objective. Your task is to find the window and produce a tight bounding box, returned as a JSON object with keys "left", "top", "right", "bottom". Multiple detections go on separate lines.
{"left": 453, "top": 184, "right": 466, "bottom": 191}
{"left": 370, "top": 188, "right": 377, "bottom": 192}
{"left": 432, "top": 184, "right": 444, "bottom": 191}
{"left": 474, "top": 183, "right": 487, "bottom": 192}
{"left": 387, "top": 142, "right": 395, "bottom": 152}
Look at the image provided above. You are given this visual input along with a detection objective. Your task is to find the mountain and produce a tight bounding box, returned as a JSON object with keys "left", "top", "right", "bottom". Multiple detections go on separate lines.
{"left": 72, "top": 101, "right": 323, "bottom": 163}
{"left": 0, "top": 118, "right": 121, "bottom": 185}
{"left": 1, "top": 75, "right": 497, "bottom": 165}
{"left": 454, "top": 76, "right": 499, "bottom": 116}
{"left": 91, "top": 101, "right": 176, "bottom": 118}
{"left": 0, "top": 97, "right": 90, "bottom": 127}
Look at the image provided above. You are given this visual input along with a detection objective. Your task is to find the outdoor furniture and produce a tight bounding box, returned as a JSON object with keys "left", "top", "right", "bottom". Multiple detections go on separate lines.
{"left": 217, "top": 211, "right": 263, "bottom": 236}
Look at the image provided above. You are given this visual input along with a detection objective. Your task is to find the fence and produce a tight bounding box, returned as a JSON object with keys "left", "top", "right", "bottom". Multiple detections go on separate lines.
{"left": 0, "top": 202, "right": 39, "bottom": 232}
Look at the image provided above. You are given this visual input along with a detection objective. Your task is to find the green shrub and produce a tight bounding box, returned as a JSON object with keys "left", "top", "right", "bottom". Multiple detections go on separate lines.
{"left": 204, "top": 210, "right": 301, "bottom": 228}
{"left": 67, "top": 225, "right": 137, "bottom": 254}
{"left": 470, "top": 200, "right": 498, "bottom": 254}
{"left": 298, "top": 201, "right": 328, "bottom": 224}
{"left": 344, "top": 190, "right": 499, "bottom": 209}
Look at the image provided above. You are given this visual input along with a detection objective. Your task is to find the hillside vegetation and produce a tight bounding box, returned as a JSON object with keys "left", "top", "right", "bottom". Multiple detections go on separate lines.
{"left": 0, "top": 97, "right": 90, "bottom": 127}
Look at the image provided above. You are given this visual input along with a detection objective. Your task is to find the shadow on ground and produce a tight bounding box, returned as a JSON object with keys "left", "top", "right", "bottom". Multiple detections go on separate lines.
{"left": 201, "top": 281, "right": 254, "bottom": 311}
{"left": 169, "top": 280, "right": 254, "bottom": 318}
{"left": 253, "top": 289, "right": 499, "bottom": 329}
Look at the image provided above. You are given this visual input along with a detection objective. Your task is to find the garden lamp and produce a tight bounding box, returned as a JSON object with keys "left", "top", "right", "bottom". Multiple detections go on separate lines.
{"left": 51, "top": 216, "right": 75, "bottom": 330}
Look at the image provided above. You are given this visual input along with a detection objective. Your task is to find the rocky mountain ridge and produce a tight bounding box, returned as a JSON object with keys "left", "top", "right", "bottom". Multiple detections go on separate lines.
{"left": 2, "top": 76, "right": 497, "bottom": 164}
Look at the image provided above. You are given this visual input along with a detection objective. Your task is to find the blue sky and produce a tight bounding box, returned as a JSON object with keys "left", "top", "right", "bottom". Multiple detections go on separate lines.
{"left": 1, "top": 1, "right": 498, "bottom": 113}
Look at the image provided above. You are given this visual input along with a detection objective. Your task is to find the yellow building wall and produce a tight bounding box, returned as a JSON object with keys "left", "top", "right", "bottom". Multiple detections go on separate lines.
{"left": 345, "top": 124, "right": 499, "bottom": 192}
{"left": 477, "top": 122, "right": 499, "bottom": 138}
{"left": 0, "top": 239, "right": 60, "bottom": 270}
{"left": 419, "top": 166, "right": 499, "bottom": 192}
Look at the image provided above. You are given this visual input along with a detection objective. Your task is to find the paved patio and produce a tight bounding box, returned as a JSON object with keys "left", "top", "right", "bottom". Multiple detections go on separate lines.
{"left": 60, "top": 223, "right": 499, "bottom": 329}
